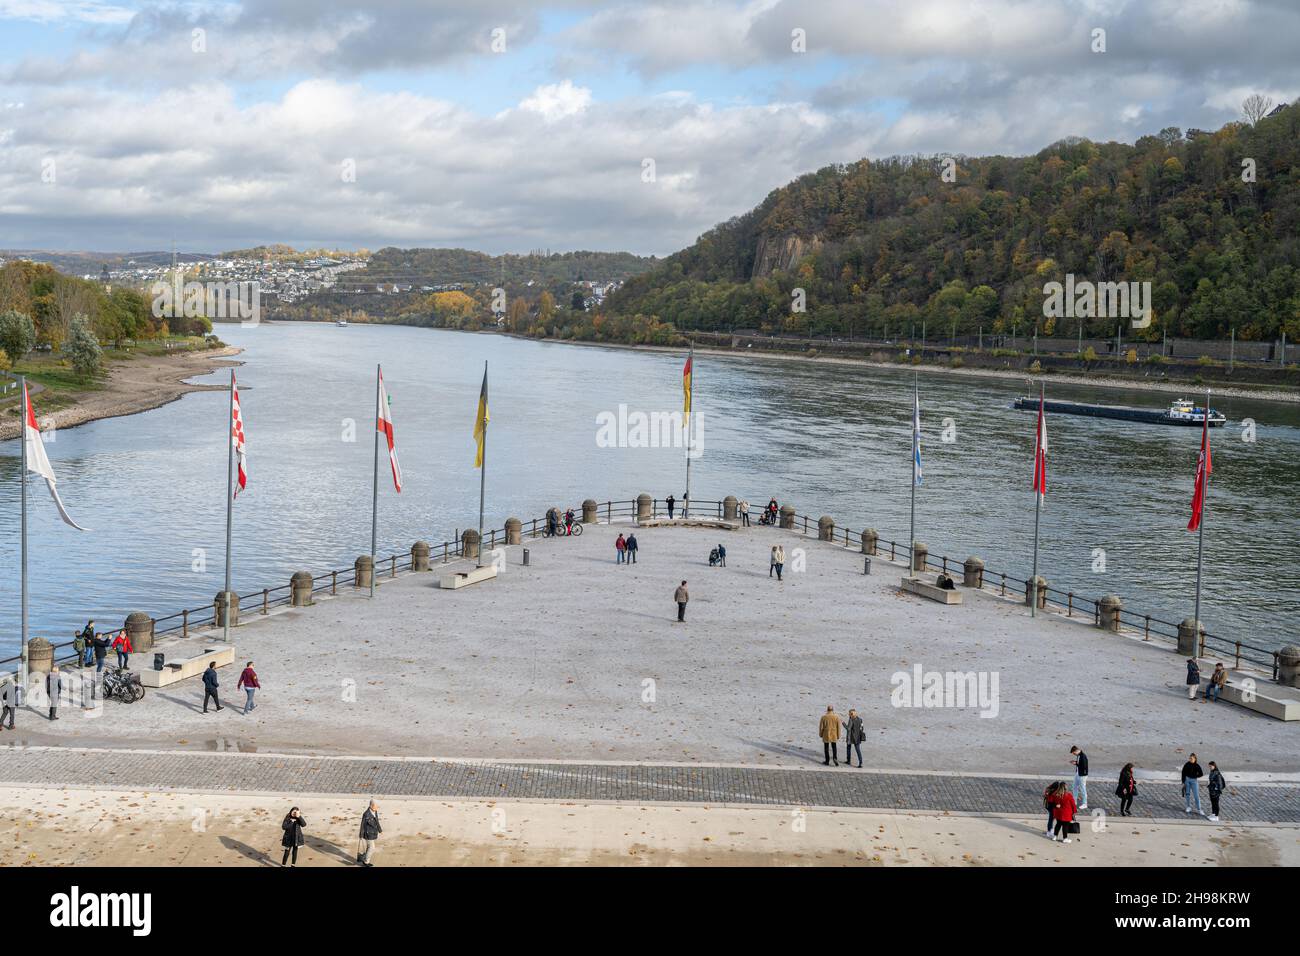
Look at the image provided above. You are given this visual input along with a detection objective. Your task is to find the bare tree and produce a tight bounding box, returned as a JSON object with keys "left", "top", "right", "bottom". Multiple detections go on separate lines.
{"left": 1242, "top": 93, "right": 1274, "bottom": 125}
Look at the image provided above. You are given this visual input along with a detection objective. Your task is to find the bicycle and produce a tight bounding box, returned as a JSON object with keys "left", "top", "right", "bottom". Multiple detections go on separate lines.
{"left": 102, "top": 666, "right": 145, "bottom": 703}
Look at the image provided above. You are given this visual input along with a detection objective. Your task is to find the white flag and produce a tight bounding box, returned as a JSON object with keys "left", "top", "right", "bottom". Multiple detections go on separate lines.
{"left": 23, "top": 382, "right": 88, "bottom": 531}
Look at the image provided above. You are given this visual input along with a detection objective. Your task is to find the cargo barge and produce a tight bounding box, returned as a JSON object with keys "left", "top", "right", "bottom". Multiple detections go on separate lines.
{"left": 1013, "top": 397, "right": 1226, "bottom": 427}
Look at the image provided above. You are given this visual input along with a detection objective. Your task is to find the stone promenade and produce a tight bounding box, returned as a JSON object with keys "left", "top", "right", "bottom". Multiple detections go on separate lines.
{"left": 2, "top": 748, "right": 1297, "bottom": 823}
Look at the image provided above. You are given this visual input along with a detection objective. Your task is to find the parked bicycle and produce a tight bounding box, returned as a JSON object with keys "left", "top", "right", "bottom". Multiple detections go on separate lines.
{"left": 102, "top": 666, "right": 145, "bottom": 703}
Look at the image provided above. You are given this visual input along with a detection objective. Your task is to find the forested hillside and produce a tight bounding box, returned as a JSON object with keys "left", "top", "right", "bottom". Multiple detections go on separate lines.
{"left": 608, "top": 105, "right": 1300, "bottom": 342}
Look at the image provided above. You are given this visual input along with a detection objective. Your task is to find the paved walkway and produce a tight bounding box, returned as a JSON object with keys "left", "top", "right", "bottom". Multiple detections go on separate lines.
{"left": 3, "top": 748, "right": 1296, "bottom": 823}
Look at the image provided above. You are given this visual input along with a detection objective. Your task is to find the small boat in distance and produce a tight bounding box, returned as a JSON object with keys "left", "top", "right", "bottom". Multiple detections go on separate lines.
{"left": 335, "top": 318, "right": 348, "bottom": 327}
{"left": 1013, "top": 396, "right": 1226, "bottom": 427}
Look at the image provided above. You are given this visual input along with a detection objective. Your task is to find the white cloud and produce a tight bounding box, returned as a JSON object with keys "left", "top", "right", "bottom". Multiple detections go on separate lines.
{"left": 517, "top": 80, "right": 593, "bottom": 122}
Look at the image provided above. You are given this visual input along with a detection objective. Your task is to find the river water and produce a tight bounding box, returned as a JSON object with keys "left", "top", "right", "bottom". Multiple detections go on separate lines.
{"left": 2, "top": 321, "right": 1298, "bottom": 657}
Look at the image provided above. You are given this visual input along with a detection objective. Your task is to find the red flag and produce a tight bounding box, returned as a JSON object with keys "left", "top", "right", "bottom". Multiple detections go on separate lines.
{"left": 1187, "top": 410, "right": 1211, "bottom": 531}
{"left": 231, "top": 373, "right": 247, "bottom": 497}
{"left": 1032, "top": 391, "right": 1047, "bottom": 500}
{"left": 376, "top": 367, "right": 401, "bottom": 492}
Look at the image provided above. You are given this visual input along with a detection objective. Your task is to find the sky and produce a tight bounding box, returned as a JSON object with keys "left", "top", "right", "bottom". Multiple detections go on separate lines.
{"left": 1, "top": 0, "right": 1298, "bottom": 256}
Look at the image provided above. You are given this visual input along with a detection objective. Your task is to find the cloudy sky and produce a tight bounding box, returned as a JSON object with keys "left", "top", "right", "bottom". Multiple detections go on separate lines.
{"left": 2, "top": 0, "right": 1298, "bottom": 256}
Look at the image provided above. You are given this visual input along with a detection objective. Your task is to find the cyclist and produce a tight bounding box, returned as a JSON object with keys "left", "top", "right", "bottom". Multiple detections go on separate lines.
{"left": 564, "top": 509, "right": 575, "bottom": 535}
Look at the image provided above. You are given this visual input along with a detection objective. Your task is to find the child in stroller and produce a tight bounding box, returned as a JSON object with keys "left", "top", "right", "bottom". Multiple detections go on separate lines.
{"left": 708, "top": 547, "right": 721, "bottom": 566}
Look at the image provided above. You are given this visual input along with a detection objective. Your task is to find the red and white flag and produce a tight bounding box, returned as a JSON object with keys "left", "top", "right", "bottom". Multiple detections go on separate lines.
{"left": 1187, "top": 410, "right": 1212, "bottom": 532}
{"left": 376, "top": 367, "right": 401, "bottom": 492}
{"left": 23, "top": 382, "right": 88, "bottom": 530}
{"left": 1032, "top": 391, "right": 1048, "bottom": 502}
{"left": 231, "top": 373, "right": 247, "bottom": 497}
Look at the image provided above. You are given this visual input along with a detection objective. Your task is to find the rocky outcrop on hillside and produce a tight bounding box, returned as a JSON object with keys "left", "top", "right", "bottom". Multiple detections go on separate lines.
{"left": 751, "top": 233, "right": 822, "bottom": 278}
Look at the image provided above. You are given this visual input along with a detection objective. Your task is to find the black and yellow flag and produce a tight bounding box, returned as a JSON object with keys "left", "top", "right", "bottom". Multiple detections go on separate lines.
{"left": 473, "top": 364, "right": 489, "bottom": 468}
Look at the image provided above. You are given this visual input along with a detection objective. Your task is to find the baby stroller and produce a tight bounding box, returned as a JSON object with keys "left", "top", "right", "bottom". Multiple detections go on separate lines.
{"left": 758, "top": 509, "right": 776, "bottom": 526}
{"left": 708, "top": 547, "right": 721, "bottom": 567}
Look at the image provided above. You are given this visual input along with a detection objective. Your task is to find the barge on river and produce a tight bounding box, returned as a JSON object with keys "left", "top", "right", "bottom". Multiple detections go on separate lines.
{"left": 1012, "top": 397, "right": 1226, "bottom": 427}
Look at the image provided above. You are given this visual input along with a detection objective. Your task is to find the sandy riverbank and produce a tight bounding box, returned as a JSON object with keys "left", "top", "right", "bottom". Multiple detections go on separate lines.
{"left": 4, "top": 785, "right": 1292, "bottom": 866}
{"left": 517, "top": 335, "right": 1300, "bottom": 405}
{"left": 0, "top": 345, "right": 243, "bottom": 441}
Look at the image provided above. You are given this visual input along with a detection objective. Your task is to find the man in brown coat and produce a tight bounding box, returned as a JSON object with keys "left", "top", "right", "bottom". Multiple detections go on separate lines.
{"left": 674, "top": 580, "right": 689, "bottom": 622}
{"left": 818, "top": 705, "right": 841, "bottom": 766}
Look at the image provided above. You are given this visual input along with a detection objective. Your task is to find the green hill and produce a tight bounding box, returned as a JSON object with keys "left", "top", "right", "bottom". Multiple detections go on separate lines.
{"left": 608, "top": 105, "right": 1300, "bottom": 342}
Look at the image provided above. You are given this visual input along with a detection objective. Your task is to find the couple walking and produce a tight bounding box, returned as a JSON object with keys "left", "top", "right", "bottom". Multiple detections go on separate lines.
{"left": 614, "top": 533, "right": 639, "bottom": 563}
{"left": 817, "top": 705, "right": 865, "bottom": 767}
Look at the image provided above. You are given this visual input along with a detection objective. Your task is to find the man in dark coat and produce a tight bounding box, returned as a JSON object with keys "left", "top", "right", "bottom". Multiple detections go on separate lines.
{"left": 202, "top": 661, "right": 223, "bottom": 712}
{"left": 843, "top": 708, "right": 865, "bottom": 768}
{"left": 46, "top": 665, "right": 62, "bottom": 721}
{"left": 625, "top": 533, "right": 638, "bottom": 563}
{"left": 665, "top": 494, "right": 675, "bottom": 519}
{"left": 359, "top": 800, "right": 382, "bottom": 866}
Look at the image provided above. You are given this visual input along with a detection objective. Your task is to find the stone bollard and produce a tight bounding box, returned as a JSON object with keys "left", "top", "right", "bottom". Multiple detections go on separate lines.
{"left": 779, "top": 504, "right": 796, "bottom": 529}
{"left": 291, "top": 571, "right": 314, "bottom": 606}
{"left": 125, "top": 611, "right": 155, "bottom": 651}
{"left": 1025, "top": 576, "right": 1048, "bottom": 609}
{"left": 354, "top": 555, "right": 374, "bottom": 589}
{"left": 461, "top": 529, "right": 480, "bottom": 561}
{"left": 1098, "top": 595, "right": 1122, "bottom": 632}
{"left": 963, "top": 557, "right": 985, "bottom": 589}
{"left": 411, "top": 542, "right": 431, "bottom": 572}
{"left": 504, "top": 519, "right": 521, "bottom": 546}
{"left": 1177, "top": 618, "right": 1204, "bottom": 656}
{"left": 214, "top": 591, "right": 239, "bottom": 628}
{"left": 27, "top": 637, "right": 53, "bottom": 677}
{"left": 636, "top": 493, "right": 652, "bottom": 522}
{"left": 817, "top": 516, "right": 835, "bottom": 541}
{"left": 1278, "top": 645, "right": 1300, "bottom": 688}
{"left": 861, "top": 529, "right": 878, "bottom": 556}
{"left": 582, "top": 499, "right": 598, "bottom": 524}
{"left": 911, "top": 541, "right": 928, "bottom": 572}
{"left": 723, "top": 496, "right": 738, "bottom": 520}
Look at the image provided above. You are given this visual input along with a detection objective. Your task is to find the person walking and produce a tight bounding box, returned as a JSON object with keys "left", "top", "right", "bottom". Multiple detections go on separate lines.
{"left": 1206, "top": 762, "right": 1226, "bottom": 822}
{"left": 770, "top": 545, "right": 785, "bottom": 581}
{"left": 666, "top": 494, "right": 676, "bottom": 519}
{"left": 1185, "top": 658, "right": 1201, "bottom": 700}
{"left": 818, "top": 706, "right": 841, "bottom": 766}
{"left": 237, "top": 661, "right": 260, "bottom": 715}
{"left": 1206, "top": 663, "right": 1227, "bottom": 703}
{"left": 1181, "top": 753, "right": 1204, "bottom": 815}
{"left": 111, "top": 630, "right": 133, "bottom": 669}
{"left": 843, "top": 708, "right": 865, "bottom": 768}
{"left": 625, "top": 533, "right": 638, "bottom": 564}
{"left": 1070, "top": 745, "right": 1089, "bottom": 809}
{"left": 1042, "top": 781, "right": 1061, "bottom": 836}
{"left": 46, "top": 665, "right": 62, "bottom": 721}
{"left": 358, "top": 800, "right": 382, "bottom": 866}
{"left": 615, "top": 533, "right": 627, "bottom": 564}
{"left": 739, "top": 499, "right": 750, "bottom": 526}
{"left": 674, "top": 580, "right": 689, "bottom": 622}
{"left": 1050, "top": 784, "right": 1078, "bottom": 843}
{"left": 1115, "top": 763, "right": 1137, "bottom": 816}
{"left": 715, "top": 543, "right": 726, "bottom": 567}
{"left": 202, "top": 661, "right": 223, "bottom": 713}
{"left": 1, "top": 679, "right": 16, "bottom": 730}
{"left": 280, "top": 807, "right": 306, "bottom": 866}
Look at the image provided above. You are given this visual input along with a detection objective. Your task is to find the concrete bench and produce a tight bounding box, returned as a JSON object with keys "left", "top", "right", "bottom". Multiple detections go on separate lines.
{"left": 637, "top": 518, "right": 738, "bottom": 530}
{"left": 1197, "top": 677, "right": 1299, "bottom": 721}
{"left": 139, "top": 645, "right": 235, "bottom": 688}
{"left": 900, "top": 575, "right": 963, "bottom": 605}
{"left": 440, "top": 565, "right": 499, "bottom": 589}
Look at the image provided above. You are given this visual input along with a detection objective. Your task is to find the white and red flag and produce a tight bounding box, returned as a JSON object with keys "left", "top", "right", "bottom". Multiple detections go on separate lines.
{"left": 231, "top": 373, "right": 247, "bottom": 497}
{"left": 1032, "top": 391, "right": 1048, "bottom": 501}
{"left": 376, "top": 367, "right": 401, "bottom": 492}
{"left": 23, "top": 382, "right": 87, "bottom": 530}
{"left": 1187, "top": 410, "right": 1212, "bottom": 532}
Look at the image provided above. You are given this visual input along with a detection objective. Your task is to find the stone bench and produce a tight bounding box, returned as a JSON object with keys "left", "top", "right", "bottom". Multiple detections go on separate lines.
{"left": 139, "top": 645, "right": 235, "bottom": 689}
{"left": 1197, "top": 677, "right": 1299, "bottom": 721}
{"left": 899, "top": 575, "right": 963, "bottom": 605}
{"left": 439, "top": 565, "right": 499, "bottom": 590}
{"left": 637, "top": 518, "right": 739, "bottom": 530}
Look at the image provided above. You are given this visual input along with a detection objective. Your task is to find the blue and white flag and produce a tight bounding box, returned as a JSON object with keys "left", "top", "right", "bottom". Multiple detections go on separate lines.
{"left": 912, "top": 384, "right": 922, "bottom": 486}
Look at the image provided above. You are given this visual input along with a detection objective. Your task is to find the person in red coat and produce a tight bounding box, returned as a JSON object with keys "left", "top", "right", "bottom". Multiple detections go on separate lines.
{"left": 237, "top": 661, "right": 261, "bottom": 715}
{"left": 111, "top": 630, "right": 133, "bottom": 669}
{"left": 1051, "top": 785, "right": 1078, "bottom": 844}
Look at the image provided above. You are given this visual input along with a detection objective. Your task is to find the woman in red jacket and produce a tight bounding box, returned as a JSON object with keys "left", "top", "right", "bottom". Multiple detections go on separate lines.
{"left": 111, "top": 631, "right": 133, "bottom": 669}
{"left": 1051, "top": 785, "right": 1078, "bottom": 844}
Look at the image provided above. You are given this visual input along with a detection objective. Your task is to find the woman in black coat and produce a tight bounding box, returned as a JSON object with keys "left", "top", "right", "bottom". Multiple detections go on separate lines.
{"left": 1115, "top": 763, "right": 1137, "bottom": 816}
{"left": 281, "top": 807, "right": 307, "bottom": 866}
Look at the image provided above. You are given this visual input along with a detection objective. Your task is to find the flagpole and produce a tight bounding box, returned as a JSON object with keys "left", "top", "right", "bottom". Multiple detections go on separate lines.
{"left": 19, "top": 376, "right": 29, "bottom": 692}
{"left": 477, "top": 361, "right": 487, "bottom": 568}
{"left": 1030, "top": 382, "right": 1043, "bottom": 618}
{"left": 223, "top": 369, "right": 235, "bottom": 643}
{"left": 370, "top": 364, "right": 380, "bottom": 599}
{"left": 684, "top": 341, "right": 693, "bottom": 519}
{"left": 909, "top": 371, "right": 917, "bottom": 577}
{"left": 1193, "top": 387, "right": 1209, "bottom": 630}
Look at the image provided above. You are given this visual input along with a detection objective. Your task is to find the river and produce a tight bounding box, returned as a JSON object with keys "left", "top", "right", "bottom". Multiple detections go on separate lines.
{"left": 2, "top": 321, "right": 1298, "bottom": 657}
